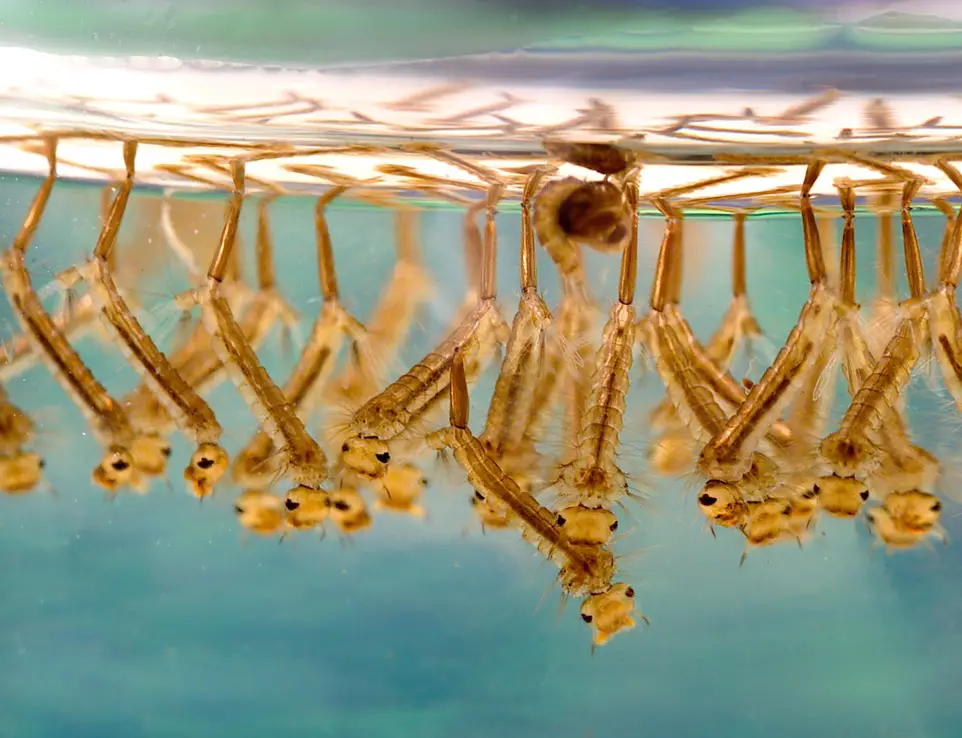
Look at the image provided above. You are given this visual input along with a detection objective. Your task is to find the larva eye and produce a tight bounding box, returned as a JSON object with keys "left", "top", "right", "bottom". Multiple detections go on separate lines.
{"left": 581, "top": 613, "right": 593, "bottom": 623}
{"left": 698, "top": 493, "right": 717, "bottom": 507}
{"left": 333, "top": 500, "right": 350, "bottom": 511}
{"left": 860, "top": 490, "right": 869, "bottom": 501}
{"left": 285, "top": 499, "right": 300, "bottom": 511}
{"left": 610, "top": 520, "right": 619, "bottom": 531}
{"left": 111, "top": 459, "right": 130, "bottom": 472}
{"left": 197, "top": 457, "right": 214, "bottom": 469}
{"left": 932, "top": 500, "right": 942, "bottom": 512}
{"left": 625, "top": 587, "right": 635, "bottom": 598}
{"left": 375, "top": 452, "right": 390, "bottom": 463}
{"left": 556, "top": 514, "right": 567, "bottom": 526}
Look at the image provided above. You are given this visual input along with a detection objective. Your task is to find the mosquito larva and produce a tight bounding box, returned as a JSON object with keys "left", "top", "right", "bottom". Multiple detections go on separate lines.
{"left": 825, "top": 180, "right": 938, "bottom": 502}
{"left": 820, "top": 180, "right": 927, "bottom": 479}
{"left": 700, "top": 161, "right": 836, "bottom": 483}
{"left": 428, "top": 347, "right": 636, "bottom": 644}
{"left": 479, "top": 167, "right": 554, "bottom": 482}
{"left": 555, "top": 175, "right": 640, "bottom": 510}
{"left": 233, "top": 186, "right": 365, "bottom": 489}
{"left": 0, "top": 137, "right": 143, "bottom": 493}
{"left": 325, "top": 207, "right": 433, "bottom": 409}
{"left": 72, "top": 141, "right": 230, "bottom": 497}
{"left": 340, "top": 181, "right": 507, "bottom": 481}
{"left": 703, "top": 212, "right": 763, "bottom": 369}
{"left": 199, "top": 159, "right": 328, "bottom": 496}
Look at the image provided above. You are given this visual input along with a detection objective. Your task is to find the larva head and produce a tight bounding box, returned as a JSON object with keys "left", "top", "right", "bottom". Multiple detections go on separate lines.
{"left": 130, "top": 434, "right": 172, "bottom": 477}
{"left": 339, "top": 436, "right": 390, "bottom": 480}
{"left": 882, "top": 490, "right": 942, "bottom": 533}
{"left": 0, "top": 404, "right": 34, "bottom": 449}
{"left": 866, "top": 506, "right": 927, "bottom": 550}
{"left": 374, "top": 463, "right": 427, "bottom": 516}
{"left": 742, "top": 497, "right": 794, "bottom": 548}
{"left": 230, "top": 442, "right": 277, "bottom": 489}
{"left": 470, "top": 489, "right": 512, "bottom": 529}
{"left": 556, "top": 505, "right": 619, "bottom": 546}
{"left": 580, "top": 583, "right": 639, "bottom": 647}
{"left": 648, "top": 432, "right": 693, "bottom": 476}
{"left": 697, "top": 481, "right": 749, "bottom": 528}
{"left": 820, "top": 433, "right": 877, "bottom": 478}
{"left": 558, "top": 181, "right": 630, "bottom": 253}
{"left": 329, "top": 487, "right": 372, "bottom": 535}
{"left": 184, "top": 443, "right": 230, "bottom": 499}
{"left": 787, "top": 484, "right": 820, "bottom": 533}
{"left": 283, "top": 486, "right": 330, "bottom": 530}
{"left": 234, "top": 489, "right": 285, "bottom": 536}
{"left": 92, "top": 446, "right": 137, "bottom": 491}
{"left": 559, "top": 544, "right": 616, "bottom": 599}
{"left": 0, "top": 451, "right": 44, "bottom": 494}
{"left": 816, "top": 476, "right": 869, "bottom": 518}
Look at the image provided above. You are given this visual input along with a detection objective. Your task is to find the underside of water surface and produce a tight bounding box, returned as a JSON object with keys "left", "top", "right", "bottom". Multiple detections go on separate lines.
{"left": 3, "top": 4, "right": 962, "bottom": 738}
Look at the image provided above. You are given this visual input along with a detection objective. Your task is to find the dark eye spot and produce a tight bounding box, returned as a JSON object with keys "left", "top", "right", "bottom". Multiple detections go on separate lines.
{"left": 333, "top": 500, "right": 350, "bottom": 511}
{"left": 610, "top": 520, "right": 619, "bottom": 531}
{"left": 474, "top": 490, "right": 484, "bottom": 501}
{"left": 812, "top": 484, "right": 820, "bottom": 495}
{"left": 802, "top": 488, "right": 817, "bottom": 499}
{"left": 625, "top": 587, "right": 635, "bottom": 598}
{"left": 197, "top": 457, "right": 214, "bottom": 470}
{"left": 860, "top": 490, "right": 869, "bottom": 501}
{"left": 341, "top": 443, "right": 350, "bottom": 453}
{"left": 932, "top": 500, "right": 942, "bottom": 512}
{"left": 162, "top": 446, "right": 172, "bottom": 458}
{"left": 111, "top": 459, "right": 130, "bottom": 472}
{"left": 233, "top": 504, "right": 244, "bottom": 514}
{"left": 581, "top": 613, "right": 593, "bottom": 623}
{"left": 557, "top": 514, "right": 567, "bottom": 526}
{"left": 375, "top": 452, "right": 390, "bottom": 463}
{"left": 285, "top": 499, "right": 300, "bottom": 511}
{"left": 38, "top": 458, "right": 46, "bottom": 469}
{"left": 698, "top": 493, "right": 717, "bottom": 507}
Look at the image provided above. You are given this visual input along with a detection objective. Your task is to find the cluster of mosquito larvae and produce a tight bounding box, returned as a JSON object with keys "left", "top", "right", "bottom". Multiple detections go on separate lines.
{"left": 640, "top": 157, "right": 961, "bottom": 562}
{"left": 3, "top": 136, "right": 960, "bottom": 647}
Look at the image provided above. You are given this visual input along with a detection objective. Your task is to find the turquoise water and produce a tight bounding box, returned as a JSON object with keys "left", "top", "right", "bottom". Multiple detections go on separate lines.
{"left": 0, "top": 171, "right": 960, "bottom": 737}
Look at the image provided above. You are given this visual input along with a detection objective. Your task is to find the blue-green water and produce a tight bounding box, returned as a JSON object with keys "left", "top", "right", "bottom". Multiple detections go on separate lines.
{"left": 0, "top": 173, "right": 960, "bottom": 738}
